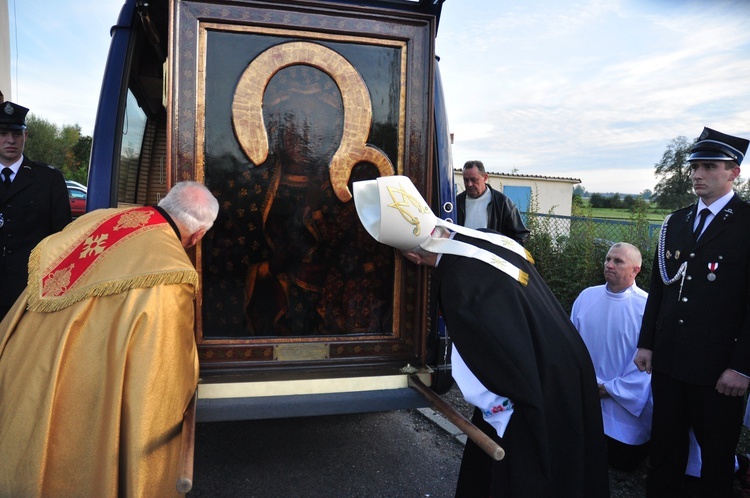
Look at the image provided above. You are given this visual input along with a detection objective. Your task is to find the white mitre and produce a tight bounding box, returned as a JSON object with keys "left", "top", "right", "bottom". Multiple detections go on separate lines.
{"left": 352, "top": 175, "right": 533, "bottom": 285}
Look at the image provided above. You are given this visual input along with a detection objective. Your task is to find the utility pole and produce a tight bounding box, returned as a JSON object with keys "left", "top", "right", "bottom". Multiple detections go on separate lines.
{"left": 0, "top": 0, "right": 11, "bottom": 102}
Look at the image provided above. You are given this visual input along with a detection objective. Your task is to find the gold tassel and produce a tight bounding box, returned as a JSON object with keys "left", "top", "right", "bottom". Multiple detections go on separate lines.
{"left": 27, "top": 266, "right": 198, "bottom": 314}
{"left": 518, "top": 270, "right": 529, "bottom": 286}
{"left": 523, "top": 248, "right": 535, "bottom": 265}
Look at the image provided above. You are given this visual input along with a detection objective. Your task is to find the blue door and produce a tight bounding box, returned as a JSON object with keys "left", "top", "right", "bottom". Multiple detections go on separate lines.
{"left": 504, "top": 185, "right": 532, "bottom": 214}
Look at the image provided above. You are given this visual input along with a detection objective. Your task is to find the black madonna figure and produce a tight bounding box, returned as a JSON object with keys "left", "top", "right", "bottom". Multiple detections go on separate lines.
{"left": 237, "top": 59, "right": 394, "bottom": 337}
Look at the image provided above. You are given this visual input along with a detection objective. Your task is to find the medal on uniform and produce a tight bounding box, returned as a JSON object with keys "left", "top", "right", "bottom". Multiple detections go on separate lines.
{"left": 665, "top": 250, "right": 672, "bottom": 260}
{"left": 675, "top": 250, "right": 680, "bottom": 260}
{"left": 707, "top": 262, "right": 718, "bottom": 281}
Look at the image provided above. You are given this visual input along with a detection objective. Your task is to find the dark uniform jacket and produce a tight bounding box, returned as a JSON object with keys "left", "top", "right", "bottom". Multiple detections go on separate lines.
{"left": 0, "top": 156, "right": 71, "bottom": 312}
{"left": 456, "top": 185, "right": 530, "bottom": 244}
{"left": 437, "top": 232, "right": 609, "bottom": 497}
{"left": 638, "top": 194, "right": 750, "bottom": 385}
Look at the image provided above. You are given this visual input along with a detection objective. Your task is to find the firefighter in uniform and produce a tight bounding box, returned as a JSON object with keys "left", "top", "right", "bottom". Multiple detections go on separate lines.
{"left": 635, "top": 127, "right": 750, "bottom": 497}
{"left": 0, "top": 101, "right": 71, "bottom": 319}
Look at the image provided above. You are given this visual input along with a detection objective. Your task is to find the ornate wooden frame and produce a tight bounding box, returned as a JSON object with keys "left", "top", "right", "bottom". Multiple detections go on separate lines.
{"left": 168, "top": 0, "right": 436, "bottom": 372}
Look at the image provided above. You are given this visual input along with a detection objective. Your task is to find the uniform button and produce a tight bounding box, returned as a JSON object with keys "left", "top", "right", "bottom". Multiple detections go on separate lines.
{"left": 719, "top": 255, "right": 724, "bottom": 260}
{"left": 689, "top": 253, "right": 696, "bottom": 259}
{"left": 686, "top": 276, "right": 692, "bottom": 280}
{"left": 681, "top": 297, "right": 688, "bottom": 302}
{"left": 678, "top": 319, "right": 684, "bottom": 324}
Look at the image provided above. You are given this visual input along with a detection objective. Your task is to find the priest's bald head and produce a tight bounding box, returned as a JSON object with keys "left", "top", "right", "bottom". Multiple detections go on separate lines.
{"left": 158, "top": 181, "right": 219, "bottom": 249}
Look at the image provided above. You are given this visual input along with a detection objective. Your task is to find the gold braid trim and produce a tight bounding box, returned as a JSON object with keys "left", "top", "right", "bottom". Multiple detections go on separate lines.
{"left": 26, "top": 242, "right": 199, "bottom": 313}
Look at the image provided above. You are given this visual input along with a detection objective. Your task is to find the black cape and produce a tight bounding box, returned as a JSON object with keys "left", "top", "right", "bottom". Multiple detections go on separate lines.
{"left": 436, "top": 233, "right": 609, "bottom": 497}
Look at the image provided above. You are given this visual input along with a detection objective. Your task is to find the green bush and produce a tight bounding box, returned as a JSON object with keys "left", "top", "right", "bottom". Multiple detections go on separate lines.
{"left": 525, "top": 202, "right": 656, "bottom": 314}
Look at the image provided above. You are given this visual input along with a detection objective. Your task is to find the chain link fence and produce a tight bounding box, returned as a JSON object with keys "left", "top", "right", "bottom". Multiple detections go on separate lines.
{"left": 523, "top": 212, "right": 662, "bottom": 313}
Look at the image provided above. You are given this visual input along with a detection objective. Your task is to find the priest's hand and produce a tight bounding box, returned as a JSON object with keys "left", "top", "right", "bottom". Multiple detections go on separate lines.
{"left": 634, "top": 348, "right": 652, "bottom": 374}
{"left": 597, "top": 384, "right": 610, "bottom": 399}
{"left": 715, "top": 369, "right": 750, "bottom": 397}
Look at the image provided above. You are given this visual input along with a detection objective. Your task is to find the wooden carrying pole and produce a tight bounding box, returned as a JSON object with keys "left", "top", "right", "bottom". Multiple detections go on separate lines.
{"left": 408, "top": 374, "right": 505, "bottom": 461}
{"left": 176, "top": 390, "right": 198, "bottom": 494}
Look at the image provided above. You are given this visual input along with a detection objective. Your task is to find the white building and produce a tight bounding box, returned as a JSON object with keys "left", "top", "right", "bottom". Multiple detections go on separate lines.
{"left": 454, "top": 169, "right": 581, "bottom": 217}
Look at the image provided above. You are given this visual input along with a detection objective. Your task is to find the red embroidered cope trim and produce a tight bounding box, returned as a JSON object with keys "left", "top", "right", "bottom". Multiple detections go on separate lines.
{"left": 41, "top": 207, "right": 167, "bottom": 298}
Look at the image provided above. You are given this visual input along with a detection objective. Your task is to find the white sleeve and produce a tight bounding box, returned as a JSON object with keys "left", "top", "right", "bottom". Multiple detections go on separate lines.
{"left": 451, "top": 344, "right": 514, "bottom": 438}
{"left": 601, "top": 350, "right": 652, "bottom": 417}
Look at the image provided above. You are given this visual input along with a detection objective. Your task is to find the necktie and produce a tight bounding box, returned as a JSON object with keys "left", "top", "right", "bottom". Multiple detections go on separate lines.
{"left": 693, "top": 208, "right": 709, "bottom": 241}
{"left": 1, "top": 168, "right": 11, "bottom": 189}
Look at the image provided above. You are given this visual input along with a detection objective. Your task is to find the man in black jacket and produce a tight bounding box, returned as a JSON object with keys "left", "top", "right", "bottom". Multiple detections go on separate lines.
{"left": 456, "top": 160, "right": 529, "bottom": 244}
{"left": 353, "top": 175, "right": 610, "bottom": 497}
{"left": 0, "top": 102, "right": 71, "bottom": 319}
{"left": 635, "top": 127, "right": 750, "bottom": 497}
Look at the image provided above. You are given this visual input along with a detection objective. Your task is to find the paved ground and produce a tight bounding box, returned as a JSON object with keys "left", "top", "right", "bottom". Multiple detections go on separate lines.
{"left": 436, "top": 384, "right": 750, "bottom": 497}
{"left": 188, "top": 410, "right": 464, "bottom": 497}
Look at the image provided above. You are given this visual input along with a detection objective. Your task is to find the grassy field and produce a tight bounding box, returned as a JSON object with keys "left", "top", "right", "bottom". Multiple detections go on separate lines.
{"left": 579, "top": 198, "right": 670, "bottom": 223}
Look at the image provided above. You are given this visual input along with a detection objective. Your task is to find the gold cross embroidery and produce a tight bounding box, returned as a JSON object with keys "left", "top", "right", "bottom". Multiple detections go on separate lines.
{"left": 80, "top": 234, "right": 109, "bottom": 258}
{"left": 386, "top": 184, "right": 430, "bottom": 236}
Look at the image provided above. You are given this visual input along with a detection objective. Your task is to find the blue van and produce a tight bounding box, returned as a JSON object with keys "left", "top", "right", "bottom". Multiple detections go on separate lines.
{"left": 87, "top": 0, "right": 456, "bottom": 423}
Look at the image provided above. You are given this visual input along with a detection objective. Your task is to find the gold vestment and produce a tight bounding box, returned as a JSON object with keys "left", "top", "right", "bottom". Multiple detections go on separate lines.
{"left": 0, "top": 207, "right": 199, "bottom": 497}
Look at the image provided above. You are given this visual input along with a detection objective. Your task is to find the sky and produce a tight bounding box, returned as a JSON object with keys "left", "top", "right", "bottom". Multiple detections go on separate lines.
{"left": 7, "top": 0, "right": 750, "bottom": 194}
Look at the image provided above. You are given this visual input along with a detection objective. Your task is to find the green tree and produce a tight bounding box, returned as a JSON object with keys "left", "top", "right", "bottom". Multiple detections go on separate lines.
{"left": 21, "top": 114, "right": 90, "bottom": 185}
{"left": 571, "top": 193, "right": 584, "bottom": 215}
{"left": 734, "top": 176, "right": 750, "bottom": 201}
{"left": 589, "top": 192, "right": 606, "bottom": 208}
{"left": 573, "top": 185, "right": 587, "bottom": 197}
{"left": 66, "top": 135, "right": 92, "bottom": 185}
{"left": 24, "top": 115, "right": 66, "bottom": 166}
{"left": 629, "top": 197, "right": 647, "bottom": 215}
{"left": 652, "top": 136, "right": 696, "bottom": 210}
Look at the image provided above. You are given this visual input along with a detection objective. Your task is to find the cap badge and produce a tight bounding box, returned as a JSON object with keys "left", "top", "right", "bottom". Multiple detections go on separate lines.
{"left": 3, "top": 102, "right": 13, "bottom": 115}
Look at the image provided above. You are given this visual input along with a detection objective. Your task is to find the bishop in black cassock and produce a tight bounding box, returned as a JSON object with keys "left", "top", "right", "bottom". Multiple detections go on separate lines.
{"left": 437, "top": 233, "right": 609, "bottom": 497}
{"left": 352, "top": 175, "right": 609, "bottom": 497}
